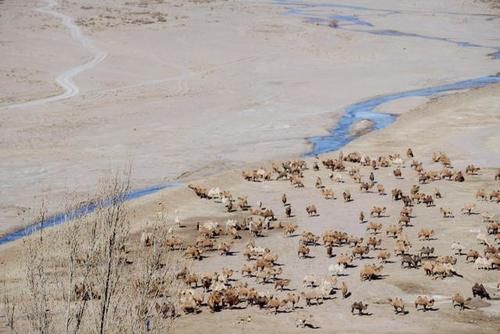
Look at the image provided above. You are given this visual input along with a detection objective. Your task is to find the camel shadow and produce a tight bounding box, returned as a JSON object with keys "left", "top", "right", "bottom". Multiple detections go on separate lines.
{"left": 418, "top": 307, "right": 439, "bottom": 312}
{"left": 353, "top": 312, "right": 373, "bottom": 316}
{"left": 302, "top": 324, "right": 321, "bottom": 329}
{"left": 332, "top": 273, "right": 349, "bottom": 277}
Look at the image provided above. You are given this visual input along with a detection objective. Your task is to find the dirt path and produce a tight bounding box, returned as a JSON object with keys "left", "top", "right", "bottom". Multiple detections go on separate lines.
{"left": 1, "top": 0, "right": 107, "bottom": 110}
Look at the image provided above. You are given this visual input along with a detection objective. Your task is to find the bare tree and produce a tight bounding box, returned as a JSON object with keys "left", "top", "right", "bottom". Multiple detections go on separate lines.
{"left": 22, "top": 204, "right": 53, "bottom": 334}
{"left": 126, "top": 224, "right": 184, "bottom": 334}
{"left": 1, "top": 281, "right": 17, "bottom": 334}
{"left": 11, "top": 168, "right": 188, "bottom": 333}
{"left": 91, "top": 170, "right": 131, "bottom": 334}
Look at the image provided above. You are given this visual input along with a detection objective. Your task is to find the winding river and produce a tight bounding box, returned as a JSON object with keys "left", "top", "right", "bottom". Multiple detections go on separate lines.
{"left": 1, "top": 0, "right": 499, "bottom": 245}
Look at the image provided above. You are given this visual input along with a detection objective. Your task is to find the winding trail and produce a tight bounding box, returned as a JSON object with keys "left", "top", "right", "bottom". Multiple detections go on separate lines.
{"left": 1, "top": 0, "right": 500, "bottom": 245}
{"left": 1, "top": 0, "right": 107, "bottom": 110}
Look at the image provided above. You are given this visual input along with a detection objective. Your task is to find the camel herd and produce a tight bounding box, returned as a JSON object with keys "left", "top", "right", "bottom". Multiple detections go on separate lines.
{"left": 133, "top": 149, "right": 499, "bottom": 323}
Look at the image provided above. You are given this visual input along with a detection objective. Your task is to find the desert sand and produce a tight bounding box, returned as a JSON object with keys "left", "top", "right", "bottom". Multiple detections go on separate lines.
{"left": 1, "top": 0, "right": 500, "bottom": 236}
{"left": 0, "top": 0, "right": 499, "bottom": 333}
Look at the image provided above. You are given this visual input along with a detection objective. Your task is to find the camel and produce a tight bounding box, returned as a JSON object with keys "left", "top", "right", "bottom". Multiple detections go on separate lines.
{"left": 321, "top": 188, "right": 335, "bottom": 199}
{"left": 398, "top": 214, "right": 411, "bottom": 227}
{"left": 388, "top": 297, "right": 405, "bottom": 314}
{"left": 394, "top": 242, "right": 410, "bottom": 256}
{"left": 359, "top": 211, "right": 365, "bottom": 223}
{"left": 343, "top": 190, "right": 352, "bottom": 202}
{"left": 377, "top": 250, "right": 391, "bottom": 263}
{"left": 451, "top": 293, "right": 471, "bottom": 310}
{"left": 414, "top": 296, "right": 434, "bottom": 311}
{"left": 284, "top": 223, "right": 298, "bottom": 236}
{"left": 454, "top": 171, "right": 465, "bottom": 182}
{"left": 284, "top": 293, "right": 300, "bottom": 310}
{"left": 370, "top": 206, "right": 386, "bottom": 217}
{"left": 328, "top": 263, "right": 346, "bottom": 276}
{"left": 155, "top": 301, "right": 176, "bottom": 319}
{"left": 290, "top": 175, "right": 304, "bottom": 188}
{"left": 401, "top": 254, "right": 421, "bottom": 269}
{"left": 360, "top": 182, "right": 374, "bottom": 192}
{"left": 393, "top": 168, "right": 402, "bottom": 178}
{"left": 337, "top": 254, "right": 353, "bottom": 267}
{"left": 140, "top": 232, "right": 154, "bottom": 247}
{"left": 422, "top": 195, "right": 434, "bottom": 207}
{"left": 285, "top": 205, "right": 292, "bottom": 218}
{"left": 73, "top": 283, "right": 99, "bottom": 301}
{"left": 306, "top": 204, "right": 318, "bottom": 216}
{"left": 367, "top": 236, "right": 382, "bottom": 250}
{"left": 366, "top": 222, "right": 383, "bottom": 234}
{"left": 185, "top": 246, "right": 203, "bottom": 260}
{"left": 315, "top": 177, "right": 324, "bottom": 189}
{"left": 419, "top": 246, "right": 434, "bottom": 258}
{"left": 352, "top": 245, "right": 370, "bottom": 259}
{"left": 440, "top": 207, "right": 453, "bottom": 218}
{"left": 241, "top": 264, "right": 254, "bottom": 277}
{"left": 188, "top": 184, "right": 209, "bottom": 198}
{"left": 330, "top": 172, "right": 344, "bottom": 183}
{"left": 465, "top": 164, "right": 480, "bottom": 175}
{"left": 476, "top": 189, "right": 487, "bottom": 201}
{"left": 341, "top": 281, "right": 350, "bottom": 299}
{"left": 407, "top": 148, "right": 414, "bottom": 158}
{"left": 281, "top": 193, "right": 287, "bottom": 206}
{"left": 298, "top": 244, "right": 311, "bottom": 258}
{"left": 461, "top": 203, "right": 476, "bottom": 215}
{"left": 417, "top": 228, "right": 434, "bottom": 241}
{"left": 359, "top": 264, "right": 384, "bottom": 281}
{"left": 472, "top": 283, "right": 490, "bottom": 299}
{"left": 377, "top": 184, "right": 385, "bottom": 195}
{"left": 301, "top": 290, "right": 324, "bottom": 306}
{"left": 441, "top": 168, "right": 454, "bottom": 180}
{"left": 274, "top": 279, "right": 291, "bottom": 291}
{"left": 392, "top": 188, "right": 403, "bottom": 200}
{"left": 386, "top": 225, "right": 402, "bottom": 238}
{"left": 300, "top": 231, "right": 320, "bottom": 245}
{"left": 351, "top": 301, "right": 368, "bottom": 315}
{"left": 466, "top": 249, "right": 480, "bottom": 262}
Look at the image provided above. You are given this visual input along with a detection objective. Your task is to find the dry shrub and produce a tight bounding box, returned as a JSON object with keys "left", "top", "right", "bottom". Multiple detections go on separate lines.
{"left": 2, "top": 170, "right": 187, "bottom": 334}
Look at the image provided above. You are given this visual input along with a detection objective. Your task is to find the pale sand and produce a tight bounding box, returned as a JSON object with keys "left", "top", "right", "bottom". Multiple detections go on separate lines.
{"left": 1, "top": 0, "right": 500, "bottom": 236}
{"left": 1, "top": 83, "right": 499, "bottom": 333}
{"left": 2, "top": 0, "right": 500, "bottom": 332}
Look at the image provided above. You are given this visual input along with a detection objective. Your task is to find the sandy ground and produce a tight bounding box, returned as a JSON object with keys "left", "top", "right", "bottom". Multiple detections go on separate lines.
{"left": 1, "top": 0, "right": 500, "bottom": 236}
{"left": 0, "top": 0, "right": 500, "bottom": 332}
{"left": 1, "top": 83, "right": 499, "bottom": 333}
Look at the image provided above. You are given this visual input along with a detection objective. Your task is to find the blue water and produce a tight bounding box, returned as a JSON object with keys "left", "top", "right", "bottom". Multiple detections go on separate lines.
{"left": 307, "top": 74, "right": 500, "bottom": 156}
{"left": 0, "top": 182, "right": 179, "bottom": 246}
{"left": 278, "top": 1, "right": 500, "bottom": 58}
{"left": 275, "top": 1, "right": 500, "bottom": 155}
